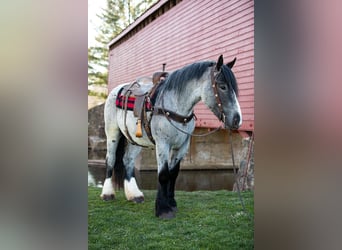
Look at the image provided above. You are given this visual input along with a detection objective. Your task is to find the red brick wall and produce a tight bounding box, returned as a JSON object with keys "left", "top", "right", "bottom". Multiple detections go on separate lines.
{"left": 108, "top": 0, "right": 254, "bottom": 131}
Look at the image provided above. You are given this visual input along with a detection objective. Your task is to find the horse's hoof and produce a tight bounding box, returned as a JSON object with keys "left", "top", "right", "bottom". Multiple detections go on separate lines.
{"left": 100, "top": 194, "right": 115, "bottom": 201}
{"left": 171, "top": 206, "right": 178, "bottom": 212}
{"left": 132, "top": 196, "right": 144, "bottom": 203}
{"left": 158, "top": 211, "right": 176, "bottom": 219}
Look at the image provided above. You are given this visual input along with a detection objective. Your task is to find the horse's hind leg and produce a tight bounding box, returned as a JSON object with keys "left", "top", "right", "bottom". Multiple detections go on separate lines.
{"left": 100, "top": 131, "right": 121, "bottom": 200}
{"left": 123, "top": 144, "right": 144, "bottom": 203}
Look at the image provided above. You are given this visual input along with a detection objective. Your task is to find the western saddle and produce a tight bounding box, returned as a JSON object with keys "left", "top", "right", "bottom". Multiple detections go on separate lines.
{"left": 120, "top": 71, "right": 169, "bottom": 145}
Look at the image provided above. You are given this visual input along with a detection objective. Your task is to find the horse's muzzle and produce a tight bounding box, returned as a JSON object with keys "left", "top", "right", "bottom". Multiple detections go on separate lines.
{"left": 232, "top": 113, "right": 241, "bottom": 129}
{"left": 224, "top": 112, "right": 241, "bottom": 130}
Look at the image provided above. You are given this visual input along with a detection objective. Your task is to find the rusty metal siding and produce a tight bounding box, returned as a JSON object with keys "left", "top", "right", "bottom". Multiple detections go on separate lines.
{"left": 108, "top": 0, "right": 254, "bottom": 131}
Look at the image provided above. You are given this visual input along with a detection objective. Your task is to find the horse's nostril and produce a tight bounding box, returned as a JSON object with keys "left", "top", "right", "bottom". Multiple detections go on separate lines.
{"left": 233, "top": 113, "right": 240, "bottom": 127}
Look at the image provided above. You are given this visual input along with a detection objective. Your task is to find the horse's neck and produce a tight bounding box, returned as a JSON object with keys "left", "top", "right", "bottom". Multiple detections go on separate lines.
{"left": 158, "top": 77, "right": 208, "bottom": 116}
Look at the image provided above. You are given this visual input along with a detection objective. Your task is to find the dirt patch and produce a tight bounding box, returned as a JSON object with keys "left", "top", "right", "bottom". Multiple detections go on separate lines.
{"left": 88, "top": 95, "right": 105, "bottom": 110}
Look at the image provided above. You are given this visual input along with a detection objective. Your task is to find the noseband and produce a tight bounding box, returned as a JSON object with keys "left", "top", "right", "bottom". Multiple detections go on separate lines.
{"left": 210, "top": 67, "right": 226, "bottom": 124}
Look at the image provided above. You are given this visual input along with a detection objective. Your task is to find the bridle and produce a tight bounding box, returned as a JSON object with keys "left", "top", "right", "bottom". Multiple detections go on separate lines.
{"left": 211, "top": 66, "right": 226, "bottom": 125}
{"left": 157, "top": 65, "right": 226, "bottom": 137}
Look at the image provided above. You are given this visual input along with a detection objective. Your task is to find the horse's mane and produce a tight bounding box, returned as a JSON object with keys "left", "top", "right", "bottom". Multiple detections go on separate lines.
{"left": 161, "top": 61, "right": 215, "bottom": 94}
{"left": 152, "top": 60, "right": 238, "bottom": 103}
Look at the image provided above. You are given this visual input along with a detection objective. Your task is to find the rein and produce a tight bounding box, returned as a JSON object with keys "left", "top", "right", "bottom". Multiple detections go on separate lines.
{"left": 229, "top": 130, "right": 253, "bottom": 220}
{"left": 229, "top": 130, "right": 246, "bottom": 211}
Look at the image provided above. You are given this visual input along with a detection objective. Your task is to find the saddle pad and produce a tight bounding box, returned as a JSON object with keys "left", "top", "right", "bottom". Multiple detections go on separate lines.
{"left": 115, "top": 87, "right": 152, "bottom": 111}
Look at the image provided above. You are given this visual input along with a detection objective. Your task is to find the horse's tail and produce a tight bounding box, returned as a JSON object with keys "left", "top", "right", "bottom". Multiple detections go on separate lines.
{"left": 113, "top": 134, "right": 127, "bottom": 189}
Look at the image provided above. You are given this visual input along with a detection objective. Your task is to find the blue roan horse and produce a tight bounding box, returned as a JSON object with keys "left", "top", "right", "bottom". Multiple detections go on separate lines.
{"left": 101, "top": 55, "right": 242, "bottom": 219}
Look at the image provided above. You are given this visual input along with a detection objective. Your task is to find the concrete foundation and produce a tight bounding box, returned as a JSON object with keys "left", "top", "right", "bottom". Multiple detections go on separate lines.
{"left": 136, "top": 128, "right": 247, "bottom": 170}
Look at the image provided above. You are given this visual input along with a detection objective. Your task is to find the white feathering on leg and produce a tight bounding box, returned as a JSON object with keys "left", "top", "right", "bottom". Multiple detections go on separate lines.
{"left": 124, "top": 178, "right": 144, "bottom": 201}
{"left": 100, "top": 178, "right": 115, "bottom": 198}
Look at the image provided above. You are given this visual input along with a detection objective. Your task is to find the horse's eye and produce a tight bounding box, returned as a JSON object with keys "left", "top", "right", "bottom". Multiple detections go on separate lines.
{"left": 219, "top": 84, "right": 227, "bottom": 91}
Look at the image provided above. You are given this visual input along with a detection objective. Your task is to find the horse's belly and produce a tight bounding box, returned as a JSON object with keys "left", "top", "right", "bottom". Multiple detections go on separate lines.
{"left": 150, "top": 116, "right": 194, "bottom": 149}
{"left": 116, "top": 110, "right": 155, "bottom": 148}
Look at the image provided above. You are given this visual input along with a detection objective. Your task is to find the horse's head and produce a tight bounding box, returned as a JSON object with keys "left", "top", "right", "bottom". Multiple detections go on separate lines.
{"left": 203, "top": 55, "right": 242, "bottom": 130}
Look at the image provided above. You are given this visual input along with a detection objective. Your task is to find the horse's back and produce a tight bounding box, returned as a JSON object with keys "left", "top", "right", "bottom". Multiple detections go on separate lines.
{"left": 105, "top": 84, "right": 126, "bottom": 116}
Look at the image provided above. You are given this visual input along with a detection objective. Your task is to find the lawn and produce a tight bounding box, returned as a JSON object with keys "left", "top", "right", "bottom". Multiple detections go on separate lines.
{"left": 88, "top": 187, "right": 254, "bottom": 249}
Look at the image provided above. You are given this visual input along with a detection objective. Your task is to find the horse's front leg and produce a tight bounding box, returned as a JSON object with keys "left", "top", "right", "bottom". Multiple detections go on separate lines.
{"left": 122, "top": 144, "right": 144, "bottom": 203}
{"left": 155, "top": 144, "right": 175, "bottom": 219}
{"left": 167, "top": 138, "right": 191, "bottom": 212}
{"left": 168, "top": 161, "right": 180, "bottom": 212}
{"left": 156, "top": 165, "right": 174, "bottom": 218}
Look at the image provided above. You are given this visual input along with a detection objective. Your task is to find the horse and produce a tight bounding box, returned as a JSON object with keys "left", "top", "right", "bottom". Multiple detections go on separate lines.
{"left": 100, "top": 55, "right": 242, "bottom": 219}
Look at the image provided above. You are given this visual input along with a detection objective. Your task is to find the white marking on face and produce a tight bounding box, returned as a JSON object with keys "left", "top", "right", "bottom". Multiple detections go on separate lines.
{"left": 124, "top": 178, "right": 144, "bottom": 201}
{"left": 233, "top": 92, "right": 242, "bottom": 126}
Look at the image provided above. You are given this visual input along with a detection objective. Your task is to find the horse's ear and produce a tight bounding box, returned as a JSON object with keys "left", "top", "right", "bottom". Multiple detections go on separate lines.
{"left": 226, "top": 57, "right": 237, "bottom": 69}
{"left": 216, "top": 55, "right": 224, "bottom": 71}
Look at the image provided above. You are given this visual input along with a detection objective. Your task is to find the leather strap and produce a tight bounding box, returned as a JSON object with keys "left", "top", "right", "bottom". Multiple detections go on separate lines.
{"left": 143, "top": 105, "right": 155, "bottom": 144}
{"left": 210, "top": 67, "right": 225, "bottom": 123}
{"left": 153, "top": 107, "right": 194, "bottom": 124}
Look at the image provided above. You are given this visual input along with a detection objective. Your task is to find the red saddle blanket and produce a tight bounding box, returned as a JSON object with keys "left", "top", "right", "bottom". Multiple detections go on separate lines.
{"left": 115, "top": 87, "right": 152, "bottom": 111}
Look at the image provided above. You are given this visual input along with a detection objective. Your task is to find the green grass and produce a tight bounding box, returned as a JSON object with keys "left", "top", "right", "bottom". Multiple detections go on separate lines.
{"left": 88, "top": 187, "right": 254, "bottom": 250}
